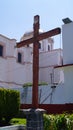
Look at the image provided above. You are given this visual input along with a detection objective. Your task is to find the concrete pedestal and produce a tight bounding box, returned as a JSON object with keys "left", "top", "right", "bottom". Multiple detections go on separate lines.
{"left": 21, "top": 108, "right": 46, "bottom": 130}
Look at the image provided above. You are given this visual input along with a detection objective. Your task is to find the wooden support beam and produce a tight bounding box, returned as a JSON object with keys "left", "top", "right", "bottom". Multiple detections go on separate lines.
{"left": 16, "top": 28, "right": 61, "bottom": 48}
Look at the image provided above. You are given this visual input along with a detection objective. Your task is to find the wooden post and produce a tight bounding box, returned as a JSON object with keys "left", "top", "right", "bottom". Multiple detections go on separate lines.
{"left": 32, "top": 15, "right": 39, "bottom": 108}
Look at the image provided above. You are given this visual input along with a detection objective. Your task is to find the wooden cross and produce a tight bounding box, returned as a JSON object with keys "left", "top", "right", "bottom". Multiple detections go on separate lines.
{"left": 16, "top": 15, "right": 61, "bottom": 109}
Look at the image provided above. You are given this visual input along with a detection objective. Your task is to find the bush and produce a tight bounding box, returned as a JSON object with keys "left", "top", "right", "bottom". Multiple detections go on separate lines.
{"left": 0, "top": 88, "right": 20, "bottom": 123}
{"left": 10, "top": 118, "right": 26, "bottom": 125}
{"left": 44, "top": 114, "right": 56, "bottom": 130}
{"left": 0, "top": 88, "right": 6, "bottom": 120}
{"left": 43, "top": 113, "right": 73, "bottom": 130}
{"left": 55, "top": 114, "right": 68, "bottom": 130}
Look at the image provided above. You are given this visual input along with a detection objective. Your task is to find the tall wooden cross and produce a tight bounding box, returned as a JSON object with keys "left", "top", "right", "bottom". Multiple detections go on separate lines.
{"left": 16, "top": 15, "right": 61, "bottom": 109}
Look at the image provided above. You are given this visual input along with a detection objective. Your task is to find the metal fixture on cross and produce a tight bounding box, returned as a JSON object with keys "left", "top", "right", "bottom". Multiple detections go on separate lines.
{"left": 16, "top": 15, "right": 61, "bottom": 109}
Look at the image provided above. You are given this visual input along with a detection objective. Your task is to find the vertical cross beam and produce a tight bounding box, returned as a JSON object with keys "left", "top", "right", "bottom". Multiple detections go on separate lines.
{"left": 32, "top": 15, "right": 39, "bottom": 108}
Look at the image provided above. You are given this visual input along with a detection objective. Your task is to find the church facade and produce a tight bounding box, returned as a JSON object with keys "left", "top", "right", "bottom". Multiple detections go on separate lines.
{"left": 0, "top": 30, "right": 63, "bottom": 89}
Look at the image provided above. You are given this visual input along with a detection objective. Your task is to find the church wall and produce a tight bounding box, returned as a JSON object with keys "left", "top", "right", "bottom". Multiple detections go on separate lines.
{"left": 39, "top": 49, "right": 62, "bottom": 67}
{"left": 0, "top": 35, "right": 16, "bottom": 58}
{"left": 39, "top": 67, "right": 53, "bottom": 84}
{"left": 39, "top": 66, "right": 62, "bottom": 84}
{"left": 62, "top": 22, "right": 73, "bottom": 64}
{"left": 0, "top": 35, "right": 32, "bottom": 88}
{"left": 16, "top": 47, "right": 32, "bottom": 63}
{"left": 0, "top": 57, "right": 8, "bottom": 82}
{"left": 63, "top": 66, "right": 73, "bottom": 103}
{"left": 39, "top": 49, "right": 62, "bottom": 84}
{"left": 0, "top": 33, "right": 64, "bottom": 105}
{"left": 61, "top": 21, "right": 73, "bottom": 104}
{"left": 13, "top": 62, "right": 32, "bottom": 85}
{"left": 5, "top": 40, "right": 16, "bottom": 57}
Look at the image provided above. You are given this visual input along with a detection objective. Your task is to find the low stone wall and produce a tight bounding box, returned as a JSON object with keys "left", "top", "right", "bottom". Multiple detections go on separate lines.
{"left": 0, "top": 125, "right": 26, "bottom": 130}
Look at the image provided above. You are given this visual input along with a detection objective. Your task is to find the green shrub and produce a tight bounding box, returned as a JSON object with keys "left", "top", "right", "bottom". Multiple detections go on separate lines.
{"left": 66, "top": 114, "right": 73, "bottom": 130}
{"left": 44, "top": 114, "right": 51, "bottom": 130}
{"left": 10, "top": 118, "right": 26, "bottom": 125}
{"left": 23, "top": 82, "right": 32, "bottom": 87}
{"left": 0, "top": 88, "right": 5, "bottom": 120}
{"left": 55, "top": 114, "right": 68, "bottom": 130}
{"left": 0, "top": 88, "right": 20, "bottom": 123}
{"left": 43, "top": 114, "right": 56, "bottom": 130}
{"left": 43, "top": 114, "right": 73, "bottom": 130}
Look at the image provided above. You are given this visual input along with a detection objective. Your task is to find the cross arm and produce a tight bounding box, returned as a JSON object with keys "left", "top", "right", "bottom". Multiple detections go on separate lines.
{"left": 16, "top": 27, "right": 61, "bottom": 48}
{"left": 38, "top": 27, "right": 61, "bottom": 41}
{"left": 16, "top": 37, "right": 34, "bottom": 48}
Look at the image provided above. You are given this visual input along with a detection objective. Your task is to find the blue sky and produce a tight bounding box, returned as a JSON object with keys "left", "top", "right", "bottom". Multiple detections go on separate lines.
{"left": 0, "top": 0, "right": 73, "bottom": 48}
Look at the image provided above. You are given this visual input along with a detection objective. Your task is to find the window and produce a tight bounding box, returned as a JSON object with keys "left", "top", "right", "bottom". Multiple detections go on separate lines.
{"left": 27, "top": 44, "right": 29, "bottom": 47}
{"left": 48, "top": 45, "right": 50, "bottom": 51}
{"left": 18, "top": 52, "right": 22, "bottom": 63}
{"left": 0, "top": 45, "right": 3, "bottom": 57}
{"left": 39, "top": 42, "right": 41, "bottom": 49}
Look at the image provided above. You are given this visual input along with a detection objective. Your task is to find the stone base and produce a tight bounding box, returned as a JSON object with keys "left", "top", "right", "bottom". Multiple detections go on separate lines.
{"left": 21, "top": 108, "right": 46, "bottom": 130}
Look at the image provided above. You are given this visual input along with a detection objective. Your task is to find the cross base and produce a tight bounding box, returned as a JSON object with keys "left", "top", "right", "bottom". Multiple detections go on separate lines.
{"left": 21, "top": 108, "right": 46, "bottom": 130}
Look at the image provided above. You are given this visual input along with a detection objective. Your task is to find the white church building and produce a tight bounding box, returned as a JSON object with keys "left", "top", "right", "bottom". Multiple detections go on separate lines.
{"left": 0, "top": 29, "right": 63, "bottom": 89}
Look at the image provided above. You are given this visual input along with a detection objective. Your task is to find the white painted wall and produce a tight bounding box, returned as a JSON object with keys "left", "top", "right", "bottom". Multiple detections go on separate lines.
{"left": 39, "top": 49, "right": 62, "bottom": 67}
{"left": 0, "top": 32, "right": 64, "bottom": 104}
{"left": 63, "top": 66, "right": 73, "bottom": 103}
{"left": 60, "top": 21, "right": 73, "bottom": 104}
{"left": 21, "top": 84, "right": 65, "bottom": 104}
{"left": 39, "top": 49, "right": 63, "bottom": 84}
{"left": 62, "top": 22, "right": 73, "bottom": 64}
{"left": 0, "top": 33, "right": 62, "bottom": 88}
{"left": 0, "top": 35, "right": 33, "bottom": 88}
